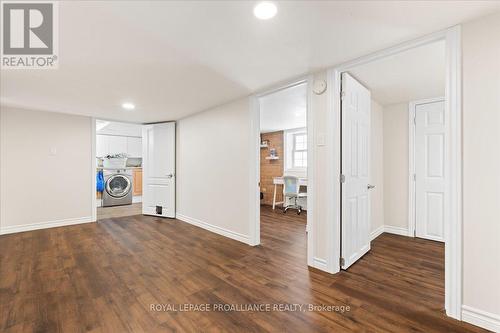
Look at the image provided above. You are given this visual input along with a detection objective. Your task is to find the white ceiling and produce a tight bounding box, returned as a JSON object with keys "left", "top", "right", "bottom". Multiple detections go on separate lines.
{"left": 348, "top": 40, "right": 446, "bottom": 106}
{"left": 1, "top": 1, "right": 499, "bottom": 122}
{"left": 96, "top": 119, "right": 142, "bottom": 137}
{"left": 260, "top": 83, "right": 307, "bottom": 133}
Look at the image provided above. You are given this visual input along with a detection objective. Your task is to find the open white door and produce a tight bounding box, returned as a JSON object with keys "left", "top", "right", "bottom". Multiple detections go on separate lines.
{"left": 415, "top": 100, "right": 446, "bottom": 242}
{"left": 142, "top": 122, "right": 176, "bottom": 218}
{"left": 341, "top": 73, "right": 372, "bottom": 269}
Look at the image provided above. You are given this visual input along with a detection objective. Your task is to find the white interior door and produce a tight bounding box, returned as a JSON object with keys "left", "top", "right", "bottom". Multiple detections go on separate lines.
{"left": 341, "top": 72, "right": 372, "bottom": 269}
{"left": 142, "top": 122, "right": 176, "bottom": 218}
{"left": 415, "top": 100, "right": 446, "bottom": 242}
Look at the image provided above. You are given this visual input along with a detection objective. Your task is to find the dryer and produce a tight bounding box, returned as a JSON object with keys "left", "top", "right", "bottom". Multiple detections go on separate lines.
{"left": 102, "top": 169, "right": 133, "bottom": 207}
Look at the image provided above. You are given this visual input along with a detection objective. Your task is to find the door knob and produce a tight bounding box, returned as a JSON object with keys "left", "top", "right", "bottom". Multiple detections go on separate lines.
{"left": 367, "top": 184, "right": 375, "bottom": 190}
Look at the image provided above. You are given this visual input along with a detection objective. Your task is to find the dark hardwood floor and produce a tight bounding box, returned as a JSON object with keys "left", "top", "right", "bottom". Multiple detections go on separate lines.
{"left": 0, "top": 206, "right": 486, "bottom": 332}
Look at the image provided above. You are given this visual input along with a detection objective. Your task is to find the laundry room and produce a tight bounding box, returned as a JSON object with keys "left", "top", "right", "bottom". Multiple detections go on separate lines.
{"left": 95, "top": 119, "right": 143, "bottom": 220}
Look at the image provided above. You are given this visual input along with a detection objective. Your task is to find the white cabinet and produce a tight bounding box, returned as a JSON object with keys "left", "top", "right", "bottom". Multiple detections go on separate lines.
{"left": 96, "top": 135, "right": 109, "bottom": 157}
{"left": 108, "top": 136, "right": 127, "bottom": 155}
{"left": 96, "top": 134, "right": 141, "bottom": 157}
{"left": 127, "top": 137, "right": 142, "bottom": 157}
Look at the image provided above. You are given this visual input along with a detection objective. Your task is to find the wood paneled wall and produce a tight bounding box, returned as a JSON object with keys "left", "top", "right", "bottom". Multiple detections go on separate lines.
{"left": 260, "top": 131, "right": 284, "bottom": 206}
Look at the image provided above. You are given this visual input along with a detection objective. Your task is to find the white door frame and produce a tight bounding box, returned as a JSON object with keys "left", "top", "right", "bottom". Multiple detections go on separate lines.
{"left": 329, "top": 26, "right": 462, "bottom": 319}
{"left": 91, "top": 117, "right": 97, "bottom": 222}
{"left": 249, "top": 76, "right": 316, "bottom": 268}
{"left": 408, "top": 96, "right": 446, "bottom": 239}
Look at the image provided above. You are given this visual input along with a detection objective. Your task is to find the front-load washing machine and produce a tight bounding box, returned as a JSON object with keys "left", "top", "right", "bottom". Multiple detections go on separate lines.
{"left": 102, "top": 169, "right": 133, "bottom": 207}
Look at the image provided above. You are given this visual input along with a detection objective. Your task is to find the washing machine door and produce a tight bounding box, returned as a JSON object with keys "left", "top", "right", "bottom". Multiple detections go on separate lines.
{"left": 106, "top": 174, "right": 131, "bottom": 198}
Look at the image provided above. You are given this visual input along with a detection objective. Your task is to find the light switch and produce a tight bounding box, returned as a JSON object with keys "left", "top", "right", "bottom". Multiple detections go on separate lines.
{"left": 49, "top": 147, "right": 57, "bottom": 156}
{"left": 317, "top": 133, "right": 326, "bottom": 146}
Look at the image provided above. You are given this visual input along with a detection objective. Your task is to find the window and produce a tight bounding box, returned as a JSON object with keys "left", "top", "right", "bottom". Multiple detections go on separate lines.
{"left": 292, "top": 133, "right": 307, "bottom": 168}
{"left": 284, "top": 128, "right": 307, "bottom": 176}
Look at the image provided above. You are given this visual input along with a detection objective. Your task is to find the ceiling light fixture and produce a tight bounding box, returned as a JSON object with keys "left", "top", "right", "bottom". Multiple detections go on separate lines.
{"left": 253, "top": 2, "right": 277, "bottom": 20}
{"left": 121, "top": 102, "right": 135, "bottom": 110}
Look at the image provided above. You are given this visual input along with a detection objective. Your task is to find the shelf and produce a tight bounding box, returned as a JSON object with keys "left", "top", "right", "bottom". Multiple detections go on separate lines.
{"left": 260, "top": 144, "right": 268, "bottom": 148}
{"left": 265, "top": 156, "right": 279, "bottom": 160}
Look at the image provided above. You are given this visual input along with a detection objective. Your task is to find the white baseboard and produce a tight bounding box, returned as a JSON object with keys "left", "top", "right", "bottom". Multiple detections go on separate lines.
{"left": 462, "top": 305, "right": 500, "bottom": 332}
{"left": 370, "top": 225, "right": 409, "bottom": 240}
{"left": 370, "top": 225, "right": 385, "bottom": 240}
{"left": 0, "top": 216, "right": 95, "bottom": 235}
{"left": 383, "top": 225, "right": 410, "bottom": 237}
{"left": 312, "top": 257, "right": 328, "bottom": 271}
{"left": 176, "top": 213, "right": 251, "bottom": 245}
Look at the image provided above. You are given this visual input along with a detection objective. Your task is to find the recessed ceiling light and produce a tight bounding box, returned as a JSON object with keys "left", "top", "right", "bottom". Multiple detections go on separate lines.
{"left": 253, "top": 2, "right": 277, "bottom": 20}
{"left": 121, "top": 102, "right": 135, "bottom": 110}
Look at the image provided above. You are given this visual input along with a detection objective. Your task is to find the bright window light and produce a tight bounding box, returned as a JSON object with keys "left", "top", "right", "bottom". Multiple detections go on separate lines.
{"left": 292, "top": 133, "right": 307, "bottom": 168}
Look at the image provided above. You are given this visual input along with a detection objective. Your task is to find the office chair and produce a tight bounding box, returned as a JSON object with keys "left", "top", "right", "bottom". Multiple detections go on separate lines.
{"left": 283, "top": 175, "right": 307, "bottom": 214}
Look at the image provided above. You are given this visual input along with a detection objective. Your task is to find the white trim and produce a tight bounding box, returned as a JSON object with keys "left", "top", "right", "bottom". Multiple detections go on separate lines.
{"left": 327, "top": 68, "right": 340, "bottom": 274}
{"left": 408, "top": 97, "right": 445, "bottom": 238}
{"left": 408, "top": 102, "right": 416, "bottom": 238}
{"left": 330, "top": 26, "right": 462, "bottom": 319}
{"left": 250, "top": 76, "right": 315, "bottom": 266}
{"left": 370, "top": 225, "right": 410, "bottom": 240}
{"left": 176, "top": 213, "right": 251, "bottom": 245}
{"left": 370, "top": 225, "right": 384, "bottom": 241}
{"left": 462, "top": 306, "right": 500, "bottom": 332}
{"left": 384, "top": 225, "right": 410, "bottom": 237}
{"left": 306, "top": 75, "right": 315, "bottom": 268}
{"left": 445, "top": 25, "right": 462, "bottom": 320}
{"left": 0, "top": 109, "right": 3, "bottom": 232}
{"left": 0, "top": 216, "right": 95, "bottom": 235}
{"left": 249, "top": 96, "right": 260, "bottom": 246}
{"left": 91, "top": 117, "right": 97, "bottom": 222}
{"left": 312, "top": 257, "right": 327, "bottom": 271}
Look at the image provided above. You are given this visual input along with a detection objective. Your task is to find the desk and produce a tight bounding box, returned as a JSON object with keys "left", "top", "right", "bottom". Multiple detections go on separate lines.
{"left": 272, "top": 177, "right": 308, "bottom": 210}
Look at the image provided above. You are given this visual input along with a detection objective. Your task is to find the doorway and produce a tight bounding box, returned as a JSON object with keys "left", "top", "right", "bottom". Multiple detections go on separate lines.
{"left": 332, "top": 27, "right": 462, "bottom": 319}
{"left": 251, "top": 78, "right": 314, "bottom": 263}
{"left": 93, "top": 120, "right": 176, "bottom": 221}
{"left": 95, "top": 119, "right": 144, "bottom": 221}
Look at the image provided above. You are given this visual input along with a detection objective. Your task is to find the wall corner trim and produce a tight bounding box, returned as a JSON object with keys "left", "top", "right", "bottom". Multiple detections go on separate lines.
{"left": 0, "top": 216, "right": 95, "bottom": 235}
{"left": 383, "top": 225, "right": 410, "bottom": 237}
{"left": 462, "top": 305, "right": 500, "bottom": 332}
{"left": 176, "top": 213, "right": 251, "bottom": 245}
{"left": 371, "top": 225, "right": 410, "bottom": 240}
{"left": 312, "top": 257, "right": 328, "bottom": 271}
{"left": 370, "top": 225, "right": 385, "bottom": 241}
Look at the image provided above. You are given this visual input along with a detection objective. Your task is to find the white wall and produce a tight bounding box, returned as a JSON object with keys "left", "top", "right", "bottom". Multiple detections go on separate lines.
{"left": 462, "top": 11, "right": 500, "bottom": 323}
{"left": 382, "top": 103, "right": 409, "bottom": 229}
{"left": 370, "top": 100, "right": 384, "bottom": 234}
{"left": 0, "top": 107, "right": 94, "bottom": 234}
{"left": 175, "top": 73, "right": 333, "bottom": 268}
{"left": 310, "top": 71, "right": 330, "bottom": 262}
{"left": 176, "top": 98, "right": 253, "bottom": 243}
